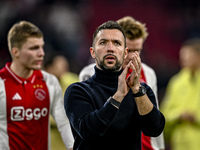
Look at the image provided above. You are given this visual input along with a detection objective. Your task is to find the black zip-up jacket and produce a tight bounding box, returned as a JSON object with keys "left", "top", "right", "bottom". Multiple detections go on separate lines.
{"left": 64, "top": 67, "right": 165, "bottom": 150}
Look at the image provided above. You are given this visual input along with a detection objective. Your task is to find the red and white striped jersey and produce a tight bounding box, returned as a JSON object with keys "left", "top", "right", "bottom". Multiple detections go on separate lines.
{"left": 0, "top": 63, "right": 74, "bottom": 150}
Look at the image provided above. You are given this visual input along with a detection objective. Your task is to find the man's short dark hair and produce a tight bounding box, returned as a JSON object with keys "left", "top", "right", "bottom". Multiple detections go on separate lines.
{"left": 92, "top": 21, "right": 126, "bottom": 47}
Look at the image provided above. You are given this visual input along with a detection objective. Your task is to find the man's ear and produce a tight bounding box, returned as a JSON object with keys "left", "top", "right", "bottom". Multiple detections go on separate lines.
{"left": 11, "top": 47, "right": 20, "bottom": 58}
{"left": 124, "top": 47, "right": 129, "bottom": 59}
{"left": 90, "top": 47, "right": 96, "bottom": 59}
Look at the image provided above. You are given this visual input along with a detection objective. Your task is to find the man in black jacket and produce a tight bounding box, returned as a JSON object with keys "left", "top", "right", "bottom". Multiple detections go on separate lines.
{"left": 64, "top": 21, "right": 165, "bottom": 150}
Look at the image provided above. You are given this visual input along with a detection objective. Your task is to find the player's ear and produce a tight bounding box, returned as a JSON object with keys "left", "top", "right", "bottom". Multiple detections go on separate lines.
{"left": 124, "top": 47, "right": 128, "bottom": 59}
{"left": 90, "top": 47, "right": 96, "bottom": 59}
{"left": 11, "top": 47, "right": 20, "bottom": 58}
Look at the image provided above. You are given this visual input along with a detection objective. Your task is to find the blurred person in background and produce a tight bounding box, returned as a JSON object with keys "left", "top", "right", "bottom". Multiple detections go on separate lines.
{"left": 161, "top": 38, "right": 200, "bottom": 150}
{"left": 43, "top": 52, "right": 79, "bottom": 150}
{"left": 0, "top": 21, "right": 74, "bottom": 150}
{"left": 43, "top": 52, "right": 79, "bottom": 94}
{"left": 79, "top": 16, "right": 165, "bottom": 150}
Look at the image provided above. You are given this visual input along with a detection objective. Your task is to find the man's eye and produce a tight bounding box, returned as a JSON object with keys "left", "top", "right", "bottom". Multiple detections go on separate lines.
{"left": 100, "top": 41, "right": 106, "bottom": 45}
{"left": 29, "top": 46, "right": 39, "bottom": 50}
{"left": 129, "top": 49, "right": 139, "bottom": 53}
{"left": 136, "top": 49, "right": 140, "bottom": 51}
{"left": 115, "top": 41, "right": 121, "bottom": 46}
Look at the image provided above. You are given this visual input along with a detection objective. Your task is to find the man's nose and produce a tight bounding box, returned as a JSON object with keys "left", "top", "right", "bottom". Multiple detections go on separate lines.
{"left": 107, "top": 42, "right": 114, "bottom": 53}
{"left": 38, "top": 48, "right": 45, "bottom": 57}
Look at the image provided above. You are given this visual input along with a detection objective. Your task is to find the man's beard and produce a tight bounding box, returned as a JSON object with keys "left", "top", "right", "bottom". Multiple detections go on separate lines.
{"left": 97, "top": 54, "right": 123, "bottom": 72}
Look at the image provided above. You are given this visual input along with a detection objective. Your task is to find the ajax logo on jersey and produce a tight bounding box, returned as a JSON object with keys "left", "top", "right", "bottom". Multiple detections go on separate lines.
{"left": 35, "top": 89, "right": 46, "bottom": 101}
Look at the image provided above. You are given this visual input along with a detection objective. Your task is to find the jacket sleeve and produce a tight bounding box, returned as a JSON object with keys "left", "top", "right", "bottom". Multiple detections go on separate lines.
{"left": 64, "top": 83, "right": 119, "bottom": 140}
{"left": 45, "top": 72, "right": 74, "bottom": 149}
{"left": 140, "top": 83, "right": 165, "bottom": 137}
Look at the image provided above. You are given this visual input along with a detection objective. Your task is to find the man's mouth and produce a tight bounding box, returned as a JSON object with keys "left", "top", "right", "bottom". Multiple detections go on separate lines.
{"left": 35, "top": 60, "right": 43, "bottom": 65}
{"left": 105, "top": 55, "right": 116, "bottom": 61}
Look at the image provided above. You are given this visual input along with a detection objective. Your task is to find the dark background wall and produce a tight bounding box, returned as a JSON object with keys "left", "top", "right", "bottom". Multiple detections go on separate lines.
{"left": 0, "top": 0, "right": 200, "bottom": 102}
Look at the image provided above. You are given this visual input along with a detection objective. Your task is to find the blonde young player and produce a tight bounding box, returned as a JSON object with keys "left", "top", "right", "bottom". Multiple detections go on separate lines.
{"left": 0, "top": 21, "right": 74, "bottom": 150}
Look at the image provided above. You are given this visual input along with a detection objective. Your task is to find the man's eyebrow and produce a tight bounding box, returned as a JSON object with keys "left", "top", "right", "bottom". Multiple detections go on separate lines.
{"left": 99, "top": 38, "right": 122, "bottom": 42}
{"left": 113, "top": 39, "right": 122, "bottom": 43}
{"left": 99, "top": 38, "right": 108, "bottom": 41}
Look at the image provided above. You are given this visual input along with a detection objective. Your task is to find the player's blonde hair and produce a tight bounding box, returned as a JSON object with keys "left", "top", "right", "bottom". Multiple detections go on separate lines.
{"left": 117, "top": 16, "right": 148, "bottom": 41}
{"left": 7, "top": 21, "right": 43, "bottom": 54}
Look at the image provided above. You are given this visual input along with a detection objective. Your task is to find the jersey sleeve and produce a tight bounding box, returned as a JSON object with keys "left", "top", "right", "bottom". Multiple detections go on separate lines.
{"left": 42, "top": 71, "right": 74, "bottom": 149}
{"left": 79, "top": 63, "right": 95, "bottom": 81}
{"left": 142, "top": 63, "right": 165, "bottom": 149}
